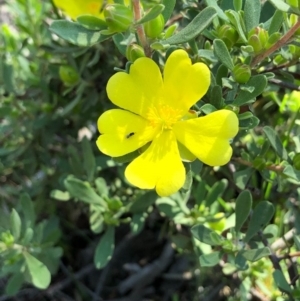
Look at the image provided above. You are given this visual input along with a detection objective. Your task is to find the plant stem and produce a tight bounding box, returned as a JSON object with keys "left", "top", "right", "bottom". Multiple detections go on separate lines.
{"left": 132, "top": 0, "right": 151, "bottom": 57}
{"left": 251, "top": 20, "right": 300, "bottom": 67}
{"left": 232, "top": 157, "right": 284, "bottom": 172}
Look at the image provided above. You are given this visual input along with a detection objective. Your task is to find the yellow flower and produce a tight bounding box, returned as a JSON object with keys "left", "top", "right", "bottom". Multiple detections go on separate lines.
{"left": 53, "top": 0, "right": 128, "bottom": 20}
{"left": 96, "top": 50, "right": 239, "bottom": 196}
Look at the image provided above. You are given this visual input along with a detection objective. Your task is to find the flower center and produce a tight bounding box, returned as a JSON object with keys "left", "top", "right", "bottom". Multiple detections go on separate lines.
{"left": 87, "top": 2, "right": 100, "bottom": 14}
{"left": 147, "top": 105, "right": 182, "bottom": 130}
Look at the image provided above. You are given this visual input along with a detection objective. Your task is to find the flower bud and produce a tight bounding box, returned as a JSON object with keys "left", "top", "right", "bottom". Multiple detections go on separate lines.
{"left": 144, "top": 14, "right": 165, "bottom": 38}
{"left": 104, "top": 4, "right": 133, "bottom": 33}
{"left": 248, "top": 27, "right": 269, "bottom": 54}
{"left": 217, "top": 24, "right": 239, "bottom": 49}
{"left": 126, "top": 44, "right": 145, "bottom": 62}
{"left": 59, "top": 65, "right": 79, "bottom": 85}
{"left": 232, "top": 63, "right": 251, "bottom": 84}
{"left": 208, "top": 213, "right": 226, "bottom": 233}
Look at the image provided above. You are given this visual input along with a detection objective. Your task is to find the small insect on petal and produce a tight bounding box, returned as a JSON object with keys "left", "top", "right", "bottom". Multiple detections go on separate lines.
{"left": 126, "top": 132, "right": 135, "bottom": 138}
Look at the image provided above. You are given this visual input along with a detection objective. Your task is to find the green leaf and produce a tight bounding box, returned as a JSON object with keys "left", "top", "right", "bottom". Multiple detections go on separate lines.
{"left": 156, "top": 197, "right": 183, "bottom": 219}
{"left": 233, "top": 167, "right": 253, "bottom": 190}
{"left": 94, "top": 226, "right": 115, "bottom": 269}
{"left": 200, "top": 104, "right": 217, "bottom": 115}
{"left": 162, "top": 0, "right": 176, "bottom": 22}
{"left": 49, "top": 20, "right": 110, "bottom": 46}
{"left": 205, "top": 0, "right": 229, "bottom": 21}
{"left": 112, "top": 33, "right": 128, "bottom": 57}
{"left": 235, "top": 190, "right": 252, "bottom": 232}
{"left": 233, "top": 0, "right": 243, "bottom": 11}
{"left": 268, "top": 10, "right": 284, "bottom": 35}
{"left": 205, "top": 179, "right": 228, "bottom": 207}
{"left": 5, "top": 273, "right": 24, "bottom": 296}
{"left": 267, "top": 0, "right": 292, "bottom": 12}
{"left": 95, "top": 177, "right": 109, "bottom": 197}
{"left": 273, "top": 270, "right": 292, "bottom": 293}
{"left": 198, "top": 49, "right": 217, "bottom": 63}
{"left": 244, "top": 201, "right": 275, "bottom": 242}
{"left": 67, "top": 145, "right": 84, "bottom": 176}
{"left": 226, "top": 10, "right": 247, "bottom": 43}
{"left": 10, "top": 209, "right": 21, "bottom": 241}
{"left": 239, "top": 247, "right": 271, "bottom": 262}
{"left": 233, "top": 75, "right": 267, "bottom": 106}
{"left": 191, "top": 224, "right": 224, "bottom": 246}
{"left": 20, "top": 193, "right": 36, "bottom": 227}
{"left": 136, "top": 4, "right": 165, "bottom": 24}
{"left": 182, "top": 167, "right": 193, "bottom": 190}
{"left": 2, "top": 61, "right": 16, "bottom": 94}
{"left": 24, "top": 252, "right": 51, "bottom": 289}
{"left": 216, "top": 64, "right": 228, "bottom": 86}
{"left": 163, "top": 7, "right": 217, "bottom": 44}
{"left": 82, "top": 137, "right": 96, "bottom": 182}
{"left": 293, "top": 234, "right": 300, "bottom": 251}
{"left": 238, "top": 112, "right": 260, "bottom": 130}
{"left": 50, "top": 190, "right": 70, "bottom": 201}
{"left": 244, "top": 0, "right": 261, "bottom": 32}
{"left": 200, "top": 251, "right": 222, "bottom": 267}
{"left": 76, "top": 15, "right": 107, "bottom": 30}
{"left": 213, "top": 39, "right": 234, "bottom": 70}
{"left": 263, "top": 126, "right": 288, "bottom": 160}
{"left": 64, "top": 176, "right": 107, "bottom": 208}
{"left": 131, "top": 212, "right": 147, "bottom": 235}
{"left": 130, "top": 191, "right": 158, "bottom": 213}
{"left": 90, "top": 205, "right": 104, "bottom": 234}
{"left": 22, "top": 228, "right": 34, "bottom": 245}
{"left": 210, "top": 85, "right": 224, "bottom": 109}
{"left": 283, "top": 165, "right": 300, "bottom": 182}
{"left": 234, "top": 252, "right": 248, "bottom": 270}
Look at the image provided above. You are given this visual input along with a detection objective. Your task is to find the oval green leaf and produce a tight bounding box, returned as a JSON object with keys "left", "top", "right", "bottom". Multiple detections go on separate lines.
{"left": 94, "top": 226, "right": 115, "bottom": 269}
{"left": 50, "top": 20, "right": 110, "bottom": 46}
{"left": 163, "top": 7, "right": 217, "bottom": 44}
{"left": 24, "top": 252, "right": 51, "bottom": 289}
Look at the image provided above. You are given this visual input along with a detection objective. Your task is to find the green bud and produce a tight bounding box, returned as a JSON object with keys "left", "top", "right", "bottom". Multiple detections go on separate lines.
{"left": 293, "top": 153, "right": 300, "bottom": 170}
{"left": 126, "top": 44, "right": 145, "bottom": 62}
{"left": 144, "top": 14, "right": 165, "bottom": 39}
{"left": 217, "top": 24, "right": 239, "bottom": 49}
{"left": 59, "top": 65, "right": 79, "bottom": 85}
{"left": 104, "top": 4, "right": 133, "bottom": 33}
{"left": 107, "top": 198, "right": 123, "bottom": 211}
{"left": 204, "top": 40, "right": 211, "bottom": 50}
{"left": 232, "top": 63, "right": 251, "bottom": 84}
{"left": 103, "top": 212, "right": 120, "bottom": 226}
{"left": 248, "top": 27, "right": 269, "bottom": 54}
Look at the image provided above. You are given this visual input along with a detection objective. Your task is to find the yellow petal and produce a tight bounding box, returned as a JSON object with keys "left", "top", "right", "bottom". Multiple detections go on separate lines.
{"left": 173, "top": 110, "right": 239, "bottom": 166}
{"left": 96, "top": 109, "right": 158, "bottom": 157}
{"left": 54, "top": 0, "right": 131, "bottom": 19}
{"left": 53, "top": 0, "right": 105, "bottom": 19}
{"left": 107, "top": 58, "right": 163, "bottom": 118}
{"left": 125, "top": 130, "right": 185, "bottom": 196}
{"left": 163, "top": 49, "right": 211, "bottom": 113}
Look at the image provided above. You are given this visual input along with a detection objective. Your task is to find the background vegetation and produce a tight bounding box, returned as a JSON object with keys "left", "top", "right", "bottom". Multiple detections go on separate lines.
{"left": 1, "top": 0, "right": 300, "bottom": 300}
